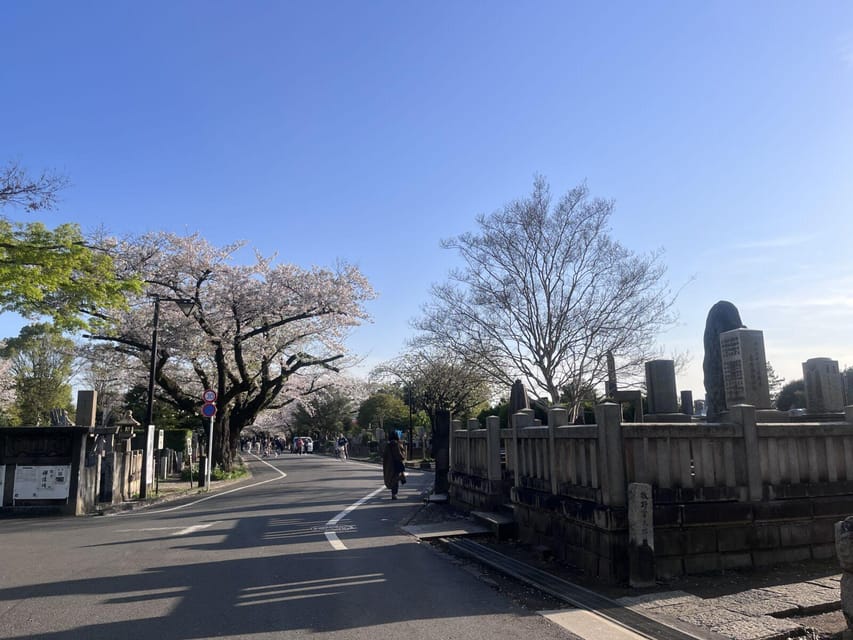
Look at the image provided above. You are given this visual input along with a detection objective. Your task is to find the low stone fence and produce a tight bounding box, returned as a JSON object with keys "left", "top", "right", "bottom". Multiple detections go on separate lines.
{"left": 449, "top": 403, "right": 853, "bottom": 584}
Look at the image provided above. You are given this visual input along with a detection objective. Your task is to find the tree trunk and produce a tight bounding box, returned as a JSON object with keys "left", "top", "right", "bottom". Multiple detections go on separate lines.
{"left": 212, "top": 412, "right": 233, "bottom": 472}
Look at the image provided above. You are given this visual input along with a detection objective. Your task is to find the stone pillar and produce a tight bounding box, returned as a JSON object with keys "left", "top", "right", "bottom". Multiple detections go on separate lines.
{"left": 606, "top": 350, "right": 618, "bottom": 398}
{"left": 595, "top": 402, "right": 626, "bottom": 508}
{"left": 466, "top": 418, "right": 479, "bottom": 475}
{"left": 511, "top": 409, "right": 533, "bottom": 489}
{"left": 628, "top": 482, "right": 656, "bottom": 588}
{"left": 730, "top": 404, "right": 762, "bottom": 501}
{"left": 645, "top": 360, "right": 678, "bottom": 414}
{"left": 720, "top": 329, "right": 771, "bottom": 409}
{"left": 835, "top": 516, "right": 853, "bottom": 636}
{"left": 486, "top": 415, "right": 501, "bottom": 483}
{"left": 433, "top": 410, "right": 451, "bottom": 495}
{"left": 804, "top": 358, "right": 845, "bottom": 414}
{"left": 75, "top": 390, "right": 98, "bottom": 428}
{"left": 547, "top": 408, "right": 568, "bottom": 495}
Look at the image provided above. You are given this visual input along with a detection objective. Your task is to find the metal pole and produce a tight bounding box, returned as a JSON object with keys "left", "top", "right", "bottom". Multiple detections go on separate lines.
{"left": 206, "top": 416, "right": 214, "bottom": 490}
{"left": 407, "top": 385, "right": 413, "bottom": 461}
{"left": 141, "top": 296, "right": 161, "bottom": 499}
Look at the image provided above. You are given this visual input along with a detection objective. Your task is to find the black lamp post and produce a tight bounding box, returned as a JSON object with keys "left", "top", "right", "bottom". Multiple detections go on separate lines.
{"left": 141, "top": 295, "right": 195, "bottom": 498}
{"left": 406, "top": 384, "right": 414, "bottom": 461}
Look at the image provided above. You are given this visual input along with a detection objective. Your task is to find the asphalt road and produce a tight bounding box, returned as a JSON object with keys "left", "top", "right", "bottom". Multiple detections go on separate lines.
{"left": 0, "top": 454, "right": 578, "bottom": 640}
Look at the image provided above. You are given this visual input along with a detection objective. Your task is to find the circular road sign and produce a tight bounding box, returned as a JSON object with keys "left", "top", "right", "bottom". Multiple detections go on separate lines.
{"left": 202, "top": 389, "right": 217, "bottom": 403}
{"left": 201, "top": 403, "right": 217, "bottom": 418}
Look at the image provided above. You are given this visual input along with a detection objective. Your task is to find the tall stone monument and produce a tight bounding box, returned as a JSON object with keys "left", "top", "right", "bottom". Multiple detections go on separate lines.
{"left": 803, "top": 357, "right": 845, "bottom": 414}
{"left": 720, "top": 328, "right": 771, "bottom": 409}
{"left": 703, "top": 301, "right": 745, "bottom": 421}
{"left": 606, "top": 351, "right": 618, "bottom": 399}
{"left": 645, "top": 359, "right": 678, "bottom": 414}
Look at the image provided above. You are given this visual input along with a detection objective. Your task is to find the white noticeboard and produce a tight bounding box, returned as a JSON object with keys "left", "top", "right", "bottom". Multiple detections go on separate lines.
{"left": 13, "top": 465, "right": 72, "bottom": 500}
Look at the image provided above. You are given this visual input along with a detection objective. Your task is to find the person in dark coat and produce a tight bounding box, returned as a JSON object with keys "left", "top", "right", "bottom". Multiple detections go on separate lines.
{"left": 382, "top": 432, "right": 406, "bottom": 499}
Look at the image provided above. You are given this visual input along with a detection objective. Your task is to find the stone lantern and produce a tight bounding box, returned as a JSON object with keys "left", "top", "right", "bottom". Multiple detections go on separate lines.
{"left": 115, "top": 411, "right": 141, "bottom": 453}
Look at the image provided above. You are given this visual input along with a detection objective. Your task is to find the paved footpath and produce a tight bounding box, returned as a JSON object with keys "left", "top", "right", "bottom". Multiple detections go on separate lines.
{"left": 617, "top": 575, "right": 842, "bottom": 640}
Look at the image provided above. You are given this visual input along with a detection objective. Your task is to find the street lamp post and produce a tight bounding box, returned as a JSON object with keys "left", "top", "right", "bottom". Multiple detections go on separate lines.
{"left": 406, "top": 384, "right": 414, "bottom": 461}
{"left": 142, "top": 295, "right": 195, "bottom": 499}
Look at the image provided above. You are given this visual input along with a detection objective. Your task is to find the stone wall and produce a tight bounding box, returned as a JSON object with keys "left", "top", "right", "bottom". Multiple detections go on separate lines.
{"left": 508, "top": 485, "right": 849, "bottom": 584}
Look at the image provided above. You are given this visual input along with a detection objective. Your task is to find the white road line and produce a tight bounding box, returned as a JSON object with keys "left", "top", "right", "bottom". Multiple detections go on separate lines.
{"left": 173, "top": 521, "right": 220, "bottom": 536}
{"left": 120, "top": 455, "right": 287, "bottom": 515}
{"left": 324, "top": 486, "right": 386, "bottom": 551}
{"left": 115, "top": 521, "right": 221, "bottom": 535}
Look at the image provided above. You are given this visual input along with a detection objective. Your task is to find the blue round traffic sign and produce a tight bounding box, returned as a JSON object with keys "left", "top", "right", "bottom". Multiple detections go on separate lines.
{"left": 201, "top": 403, "right": 217, "bottom": 417}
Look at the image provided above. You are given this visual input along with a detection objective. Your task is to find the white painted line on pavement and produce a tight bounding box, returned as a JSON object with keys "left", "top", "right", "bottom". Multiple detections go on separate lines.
{"left": 173, "top": 521, "right": 220, "bottom": 536}
{"left": 324, "top": 486, "right": 386, "bottom": 551}
{"left": 121, "top": 454, "right": 287, "bottom": 515}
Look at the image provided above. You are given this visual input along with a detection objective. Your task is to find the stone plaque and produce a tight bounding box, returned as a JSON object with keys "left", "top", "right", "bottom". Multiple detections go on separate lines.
{"left": 628, "top": 482, "right": 655, "bottom": 587}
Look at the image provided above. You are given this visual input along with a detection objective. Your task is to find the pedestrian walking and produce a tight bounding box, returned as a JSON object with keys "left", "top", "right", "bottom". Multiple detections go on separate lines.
{"left": 382, "top": 432, "right": 406, "bottom": 499}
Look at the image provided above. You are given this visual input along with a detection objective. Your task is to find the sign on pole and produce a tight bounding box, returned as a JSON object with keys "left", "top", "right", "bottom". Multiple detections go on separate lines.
{"left": 202, "top": 389, "right": 217, "bottom": 403}
{"left": 201, "top": 403, "right": 217, "bottom": 418}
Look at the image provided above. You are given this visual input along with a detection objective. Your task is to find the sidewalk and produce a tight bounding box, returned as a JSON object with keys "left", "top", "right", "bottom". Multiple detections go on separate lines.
{"left": 95, "top": 475, "right": 230, "bottom": 515}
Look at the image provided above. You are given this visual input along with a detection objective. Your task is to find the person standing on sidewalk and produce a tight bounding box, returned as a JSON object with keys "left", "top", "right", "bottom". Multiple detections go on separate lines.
{"left": 382, "top": 432, "right": 406, "bottom": 499}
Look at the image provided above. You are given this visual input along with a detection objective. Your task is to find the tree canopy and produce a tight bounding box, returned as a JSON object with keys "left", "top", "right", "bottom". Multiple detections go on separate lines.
{"left": 1, "top": 323, "right": 75, "bottom": 425}
{"left": 775, "top": 379, "right": 806, "bottom": 411}
{"left": 371, "top": 348, "right": 493, "bottom": 427}
{"left": 0, "top": 162, "right": 140, "bottom": 329}
{"left": 291, "top": 388, "right": 355, "bottom": 441}
{"left": 415, "top": 176, "right": 676, "bottom": 420}
{"left": 357, "top": 392, "right": 410, "bottom": 435}
{"left": 87, "top": 231, "right": 375, "bottom": 468}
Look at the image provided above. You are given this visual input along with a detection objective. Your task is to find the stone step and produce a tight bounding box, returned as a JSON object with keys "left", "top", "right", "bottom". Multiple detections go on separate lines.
{"left": 471, "top": 510, "right": 517, "bottom": 540}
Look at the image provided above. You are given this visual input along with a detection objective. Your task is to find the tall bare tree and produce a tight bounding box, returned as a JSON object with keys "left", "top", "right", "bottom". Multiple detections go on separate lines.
{"left": 415, "top": 176, "right": 676, "bottom": 420}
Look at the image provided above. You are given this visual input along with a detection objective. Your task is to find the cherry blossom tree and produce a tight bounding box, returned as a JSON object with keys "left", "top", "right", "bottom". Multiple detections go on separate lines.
{"left": 87, "top": 232, "right": 375, "bottom": 469}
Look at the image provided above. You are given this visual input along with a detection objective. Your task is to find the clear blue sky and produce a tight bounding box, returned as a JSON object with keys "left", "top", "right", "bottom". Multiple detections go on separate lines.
{"left": 3, "top": 1, "right": 852, "bottom": 397}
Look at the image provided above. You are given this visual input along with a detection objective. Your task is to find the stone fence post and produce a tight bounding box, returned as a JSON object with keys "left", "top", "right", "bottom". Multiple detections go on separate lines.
{"left": 729, "top": 404, "right": 762, "bottom": 501}
{"left": 547, "top": 408, "right": 569, "bottom": 495}
{"left": 835, "top": 516, "right": 853, "bottom": 637}
{"left": 486, "top": 415, "right": 501, "bottom": 483}
{"left": 511, "top": 409, "right": 534, "bottom": 489}
{"left": 466, "top": 418, "right": 479, "bottom": 475}
{"left": 595, "top": 402, "right": 626, "bottom": 508}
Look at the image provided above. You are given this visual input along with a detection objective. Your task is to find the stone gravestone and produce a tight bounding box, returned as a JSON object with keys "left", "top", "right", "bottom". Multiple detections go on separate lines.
{"left": 606, "top": 350, "right": 618, "bottom": 399}
{"left": 681, "top": 390, "right": 694, "bottom": 416}
{"left": 803, "top": 357, "right": 845, "bottom": 414}
{"left": 720, "top": 328, "right": 771, "bottom": 409}
{"left": 844, "top": 370, "right": 853, "bottom": 407}
{"left": 703, "top": 301, "right": 745, "bottom": 421}
{"left": 645, "top": 360, "right": 678, "bottom": 415}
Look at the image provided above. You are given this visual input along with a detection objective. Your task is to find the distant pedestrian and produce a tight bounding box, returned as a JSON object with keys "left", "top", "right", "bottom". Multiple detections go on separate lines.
{"left": 382, "top": 432, "right": 406, "bottom": 499}
{"left": 337, "top": 434, "right": 348, "bottom": 460}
